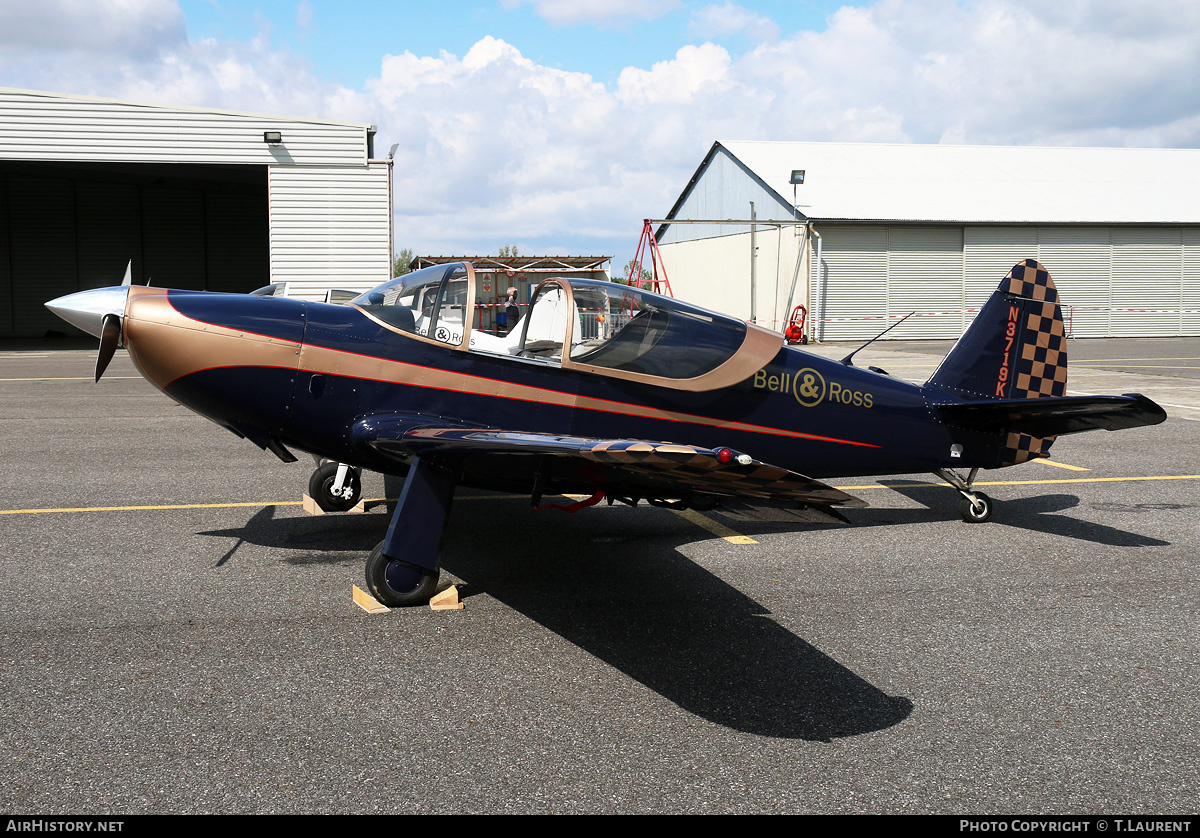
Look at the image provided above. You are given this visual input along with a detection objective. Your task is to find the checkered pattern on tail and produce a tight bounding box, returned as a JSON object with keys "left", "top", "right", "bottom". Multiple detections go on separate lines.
{"left": 1000, "top": 431, "right": 1053, "bottom": 465}
{"left": 999, "top": 260, "right": 1067, "bottom": 466}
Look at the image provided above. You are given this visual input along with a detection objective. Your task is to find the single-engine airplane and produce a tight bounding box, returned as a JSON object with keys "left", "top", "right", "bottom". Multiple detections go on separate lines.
{"left": 46, "top": 259, "right": 1166, "bottom": 606}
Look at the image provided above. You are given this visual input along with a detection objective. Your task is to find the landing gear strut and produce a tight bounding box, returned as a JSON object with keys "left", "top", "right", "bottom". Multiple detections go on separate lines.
{"left": 364, "top": 456, "right": 456, "bottom": 607}
{"left": 934, "top": 467, "right": 994, "bottom": 523}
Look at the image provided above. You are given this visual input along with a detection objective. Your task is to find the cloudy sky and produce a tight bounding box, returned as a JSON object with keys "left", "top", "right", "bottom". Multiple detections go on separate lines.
{"left": 3, "top": 0, "right": 1198, "bottom": 268}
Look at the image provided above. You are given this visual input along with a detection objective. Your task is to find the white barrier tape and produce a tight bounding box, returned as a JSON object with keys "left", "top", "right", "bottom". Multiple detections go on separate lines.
{"left": 816, "top": 308, "right": 981, "bottom": 323}
{"left": 815, "top": 306, "right": 1200, "bottom": 324}
{"left": 1069, "top": 307, "right": 1200, "bottom": 314}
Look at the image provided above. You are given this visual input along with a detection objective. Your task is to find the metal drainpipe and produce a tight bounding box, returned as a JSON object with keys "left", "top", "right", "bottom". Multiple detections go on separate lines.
{"left": 783, "top": 221, "right": 810, "bottom": 334}
{"left": 810, "top": 224, "right": 823, "bottom": 343}
{"left": 748, "top": 202, "right": 757, "bottom": 323}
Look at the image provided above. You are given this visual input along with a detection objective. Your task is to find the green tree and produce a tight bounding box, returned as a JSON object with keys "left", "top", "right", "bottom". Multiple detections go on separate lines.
{"left": 620, "top": 260, "right": 654, "bottom": 286}
{"left": 498, "top": 244, "right": 519, "bottom": 258}
{"left": 392, "top": 247, "right": 414, "bottom": 277}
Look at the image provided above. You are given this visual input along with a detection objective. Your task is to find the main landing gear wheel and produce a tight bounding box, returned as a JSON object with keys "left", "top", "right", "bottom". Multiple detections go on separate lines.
{"left": 309, "top": 462, "right": 362, "bottom": 512}
{"left": 365, "top": 542, "right": 441, "bottom": 607}
{"left": 959, "top": 491, "right": 993, "bottom": 523}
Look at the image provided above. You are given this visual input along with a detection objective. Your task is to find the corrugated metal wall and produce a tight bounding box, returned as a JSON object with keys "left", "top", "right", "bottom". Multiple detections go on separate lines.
{"left": 268, "top": 163, "right": 391, "bottom": 298}
{"left": 0, "top": 88, "right": 370, "bottom": 167}
{"left": 814, "top": 225, "right": 966, "bottom": 341}
{"left": 658, "top": 146, "right": 796, "bottom": 245}
{"left": 814, "top": 224, "right": 1200, "bottom": 341}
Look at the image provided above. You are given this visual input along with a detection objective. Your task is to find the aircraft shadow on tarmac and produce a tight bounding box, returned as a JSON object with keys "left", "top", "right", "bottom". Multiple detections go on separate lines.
{"left": 859, "top": 480, "right": 1171, "bottom": 548}
{"left": 200, "top": 501, "right": 913, "bottom": 742}
{"left": 199, "top": 475, "right": 1170, "bottom": 740}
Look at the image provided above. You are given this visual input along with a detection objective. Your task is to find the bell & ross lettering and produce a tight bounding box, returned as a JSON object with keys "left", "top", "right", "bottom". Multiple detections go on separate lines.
{"left": 752, "top": 367, "right": 873, "bottom": 409}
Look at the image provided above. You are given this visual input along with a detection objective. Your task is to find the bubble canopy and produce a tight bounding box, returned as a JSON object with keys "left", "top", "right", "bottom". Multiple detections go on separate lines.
{"left": 350, "top": 263, "right": 782, "bottom": 391}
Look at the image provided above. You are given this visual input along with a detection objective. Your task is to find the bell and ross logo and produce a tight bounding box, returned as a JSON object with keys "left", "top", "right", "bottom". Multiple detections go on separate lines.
{"left": 752, "top": 367, "right": 873, "bottom": 409}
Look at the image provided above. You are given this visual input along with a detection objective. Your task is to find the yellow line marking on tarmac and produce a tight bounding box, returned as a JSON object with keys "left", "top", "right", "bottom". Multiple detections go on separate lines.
{"left": 6, "top": 476, "right": 1199, "bottom": 517}
{"left": 672, "top": 509, "right": 758, "bottom": 545}
{"left": 0, "top": 500, "right": 305, "bottom": 515}
{"left": 1033, "top": 459, "right": 1091, "bottom": 471}
{"left": 1073, "top": 365, "right": 1200, "bottom": 370}
{"left": 0, "top": 494, "right": 536, "bottom": 515}
{"left": 0, "top": 493, "right": 756, "bottom": 547}
{"left": 835, "top": 475, "right": 1200, "bottom": 491}
{"left": 1072, "top": 357, "right": 1200, "bottom": 363}
{"left": 0, "top": 376, "right": 142, "bottom": 382}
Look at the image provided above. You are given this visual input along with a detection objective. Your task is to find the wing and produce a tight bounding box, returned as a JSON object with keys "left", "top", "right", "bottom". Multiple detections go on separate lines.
{"left": 351, "top": 415, "right": 865, "bottom": 510}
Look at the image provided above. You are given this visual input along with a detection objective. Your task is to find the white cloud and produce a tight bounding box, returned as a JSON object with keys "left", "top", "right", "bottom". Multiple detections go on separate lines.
{"left": 0, "top": 0, "right": 185, "bottom": 57}
{"left": 502, "top": 0, "right": 682, "bottom": 27}
{"left": 2, "top": 1, "right": 1200, "bottom": 260}
{"left": 296, "top": 0, "right": 314, "bottom": 30}
{"left": 616, "top": 43, "right": 733, "bottom": 105}
{"left": 689, "top": 3, "right": 780, "bottom": 43}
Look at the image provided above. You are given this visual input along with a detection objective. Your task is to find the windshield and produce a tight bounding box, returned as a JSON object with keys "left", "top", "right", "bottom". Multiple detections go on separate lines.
{"left": 566, "top": 280, "right": 747, "bottom": 379}
{"left": 350, "top": 264, "right": 470, "bottom": 345}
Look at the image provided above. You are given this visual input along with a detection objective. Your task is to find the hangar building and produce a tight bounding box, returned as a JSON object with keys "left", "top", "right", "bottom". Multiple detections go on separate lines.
{"left": 657, "top": 141, "right": 1200, "bottom": 341}
{"left": 0, "top": 87, "right": 392, "bottom": 337}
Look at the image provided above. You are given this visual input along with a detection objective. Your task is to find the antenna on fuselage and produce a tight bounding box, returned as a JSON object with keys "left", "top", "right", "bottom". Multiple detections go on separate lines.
{"left": 839, "top": 312, "right": 914, "bottom": 366}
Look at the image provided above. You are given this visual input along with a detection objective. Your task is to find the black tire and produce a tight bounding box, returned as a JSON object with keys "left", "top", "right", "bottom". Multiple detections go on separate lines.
{"left": 309, "top": 462, "right": 362, "bottom": 512}
{"left": 365, "top": 542, "right": 440, "bottom": 607}
{"left": 959, "top": 491, "right": 993, "bottom": 523}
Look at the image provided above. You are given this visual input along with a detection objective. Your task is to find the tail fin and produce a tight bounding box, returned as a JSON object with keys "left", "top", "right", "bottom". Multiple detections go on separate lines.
{"left": 927, "top": 259, "right": 1068, "bottom": 465}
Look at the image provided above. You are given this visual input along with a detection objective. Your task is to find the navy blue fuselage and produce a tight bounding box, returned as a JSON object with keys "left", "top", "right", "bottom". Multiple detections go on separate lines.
{"left": 152, "top": 290, "right": 1000, "bottom": 484}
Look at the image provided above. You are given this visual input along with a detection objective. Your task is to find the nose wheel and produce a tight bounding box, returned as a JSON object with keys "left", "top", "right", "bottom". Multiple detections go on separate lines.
{"left": 309, "top": 462, "right": 363, "bottom": 512}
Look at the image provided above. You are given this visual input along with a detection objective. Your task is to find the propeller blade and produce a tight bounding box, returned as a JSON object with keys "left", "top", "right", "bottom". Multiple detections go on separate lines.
{"left": 95, "top": 313, "right": 121, "bottom": 382}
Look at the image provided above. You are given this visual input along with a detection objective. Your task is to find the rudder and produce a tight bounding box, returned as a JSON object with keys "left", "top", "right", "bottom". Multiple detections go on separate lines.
{"left": 926, "top": 259, "right": 1068, "bottom": 465}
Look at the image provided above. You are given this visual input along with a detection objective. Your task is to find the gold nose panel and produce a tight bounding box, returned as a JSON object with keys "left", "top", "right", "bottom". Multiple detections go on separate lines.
{"left": 124, "top": 287, "right": 301, "bottom": 391}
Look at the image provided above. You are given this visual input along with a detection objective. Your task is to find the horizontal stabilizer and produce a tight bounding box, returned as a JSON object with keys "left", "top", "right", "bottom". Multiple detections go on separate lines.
{"left": 935, "top": 394, "right": 1167, "bottom": 438}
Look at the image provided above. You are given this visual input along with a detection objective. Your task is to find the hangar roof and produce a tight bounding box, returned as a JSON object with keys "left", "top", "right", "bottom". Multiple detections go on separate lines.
{"left": 669, "top": 140, "right": 1200, "bottom": 226}
{"left": 0, "top": 86, "right": 376, "bottom": 167}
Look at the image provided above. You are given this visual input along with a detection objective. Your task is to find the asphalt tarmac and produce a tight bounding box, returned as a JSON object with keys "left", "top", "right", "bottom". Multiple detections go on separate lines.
{"left": 1, "top": 339, "right": 1198, "bottom": 814}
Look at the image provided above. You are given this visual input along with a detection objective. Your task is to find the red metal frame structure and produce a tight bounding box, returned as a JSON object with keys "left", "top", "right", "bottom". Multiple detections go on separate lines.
{"left": 626, "top": 219, "right": 674, "bottom": 297}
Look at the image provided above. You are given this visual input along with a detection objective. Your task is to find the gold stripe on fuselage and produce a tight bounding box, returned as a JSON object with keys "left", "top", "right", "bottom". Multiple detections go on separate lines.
{"left": 295, "top": 342, "right": 880, "bottom": 449}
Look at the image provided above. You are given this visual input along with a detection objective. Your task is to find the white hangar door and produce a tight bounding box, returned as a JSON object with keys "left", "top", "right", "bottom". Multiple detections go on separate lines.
{"left": 963, "top": 227, "right": 1111, "bottom": 336}
{"left": 1110, "top": 227, "right": 1195, "bottom": 338}
{"left": 964, "top": 226, "right": 1200, "bottom": 338}
{"left": 814, "top": 225, "right": 964, "bottom": 341}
